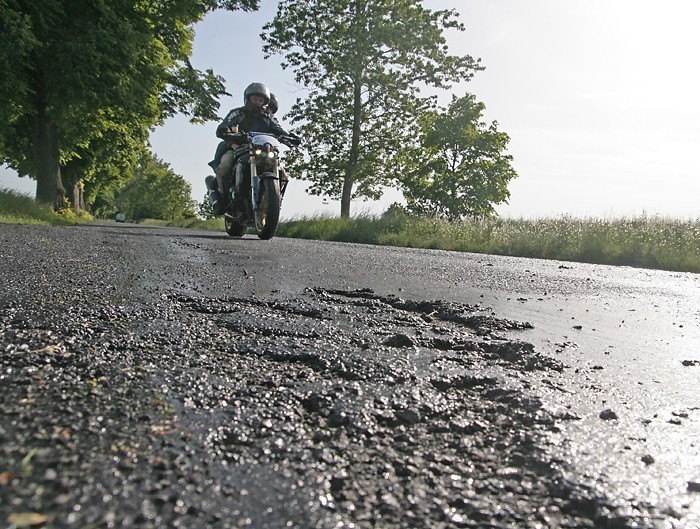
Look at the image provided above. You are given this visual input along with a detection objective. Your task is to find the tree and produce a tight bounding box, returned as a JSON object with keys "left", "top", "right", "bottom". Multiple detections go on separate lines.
{"left": 399, "top": 94, "right": 517, "bottom": 219}
{"left": 0, "top": 0, "right": 258, "bottom": 207}
{"left": 0, "top": 2, "right": 34, "bottom": 156}
{"left": 117, "top": 153, "right": 196, "bottom": 221}
{"left": 262, "top": 0, "right": 481, "bottom": 218}
{"left": 59, "top": 110, "right": 149, "bottom": 214}
{"left": 197, "top": 192, "right": 217, "bottom": 220}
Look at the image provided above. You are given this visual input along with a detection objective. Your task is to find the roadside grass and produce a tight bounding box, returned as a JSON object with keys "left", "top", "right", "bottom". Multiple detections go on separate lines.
{"left": 2, "top": 188, "right": 698, "bottom": 273}
{"left": 277, "top": 212, "right": 700, "bottom": 274}
{"left": 139, "top": 217, "right": 224, "bottom": 231}
{"left": 0, "top": 188, "right": 93, "bottom": 225}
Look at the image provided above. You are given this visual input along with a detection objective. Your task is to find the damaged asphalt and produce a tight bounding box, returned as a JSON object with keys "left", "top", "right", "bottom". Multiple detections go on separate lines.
{"left": 1, "top": 222, "right": 698, "bottom": 528}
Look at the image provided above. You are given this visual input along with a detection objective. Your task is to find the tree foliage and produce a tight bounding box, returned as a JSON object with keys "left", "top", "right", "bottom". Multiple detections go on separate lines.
{"left": 0, "top": 0, "right": 258, "bottom": 207}
{"left": 197, "top": 192, "right": 217, "bottom": 220}
{"left": 399, "top": 95, "right": 517, "bottom": 219}
{"left": 262, "top": 0, "right": 481, "bottom": 218}
{"left": 117, "top": 153, "right": 196, "bottom": 221}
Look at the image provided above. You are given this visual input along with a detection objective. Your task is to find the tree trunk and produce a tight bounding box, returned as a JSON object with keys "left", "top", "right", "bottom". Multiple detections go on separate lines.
{"left": 63, "top": 163, "right": 85, "bottom": 214}
{"left": 340, "top": 176, "right": 353, "bottom": 219}
{"left": 69, "top": 178, "right": 85, "bottom": 214}
{"left": 33, "top": 109, "right": 65, "bottom": 207}
{"left": 341, "top": 68, "right": 364, "bottom": 219}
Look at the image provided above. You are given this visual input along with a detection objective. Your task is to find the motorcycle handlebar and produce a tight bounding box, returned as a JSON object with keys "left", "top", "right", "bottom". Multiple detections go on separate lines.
{"left": 222, "top": 131, "right": 249, "bottom": 145}
{"left": 223, "top": 130, "right": 301, "bottom": 147}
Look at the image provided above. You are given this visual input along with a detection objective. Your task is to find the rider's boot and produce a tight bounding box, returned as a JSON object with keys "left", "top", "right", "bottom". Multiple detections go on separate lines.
{"left": 205, "top": 175, "right": 224, "bottom": 215}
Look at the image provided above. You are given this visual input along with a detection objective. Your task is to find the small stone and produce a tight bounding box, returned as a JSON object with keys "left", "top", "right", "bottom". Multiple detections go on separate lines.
{"left": 383, "top": 334, "right": 415, "bottom": 348}
{"left": 330, "top": 475, "right": 347, "bottom": 492}
{"left": 327, "top": 411, "right": 348, "bottom": 428}
{"left": 688, "top": 481, "right": 700, "bottom": 493}
{"left": 599, "top": 409, "right": 618, "bottom": 420}
{"left": 395, "top": 409, "right": 420, "bottom": 425}
{"left": 641, "top": 455, "right": 654, "bottom": 465}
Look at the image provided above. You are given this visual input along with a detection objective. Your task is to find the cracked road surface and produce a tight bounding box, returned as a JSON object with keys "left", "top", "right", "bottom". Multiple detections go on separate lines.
{"left": 1, "top": 223, "right": 699, "bottom": 528}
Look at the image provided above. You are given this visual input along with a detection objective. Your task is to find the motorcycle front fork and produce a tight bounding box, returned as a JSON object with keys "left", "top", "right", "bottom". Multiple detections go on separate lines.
{"left": 231, "top": 162, "right": 284, "bottom": 214}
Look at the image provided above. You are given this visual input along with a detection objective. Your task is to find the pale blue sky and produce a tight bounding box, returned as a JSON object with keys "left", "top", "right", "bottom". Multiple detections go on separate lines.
{"left": 2, "top": 1, "right": 699, "bottom": 219}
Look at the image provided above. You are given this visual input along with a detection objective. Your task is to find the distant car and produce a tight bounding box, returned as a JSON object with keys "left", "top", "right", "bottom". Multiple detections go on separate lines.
{"left": 115, "top": 213, "right": 126, "bottom": 223}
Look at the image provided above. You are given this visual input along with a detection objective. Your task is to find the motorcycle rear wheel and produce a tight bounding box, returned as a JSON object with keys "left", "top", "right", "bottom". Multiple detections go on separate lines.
{"left": 224, "top": 216, "right": 247, "bottom": 237}
{"left": 255, "top": 178, "right": 281, "bottom": 240}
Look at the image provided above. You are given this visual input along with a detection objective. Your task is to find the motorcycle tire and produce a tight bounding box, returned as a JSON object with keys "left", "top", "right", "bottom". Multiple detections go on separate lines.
{"left": 224, "top": 216, "right": 247, "bottom": 237}
{"left": 254, "top": 177, "right": 281, "bottom": 240}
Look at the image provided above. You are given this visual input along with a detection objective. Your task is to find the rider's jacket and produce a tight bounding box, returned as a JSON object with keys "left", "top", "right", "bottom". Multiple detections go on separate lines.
{"left": 216, "top": 105, "right": 287, "bottom": 142}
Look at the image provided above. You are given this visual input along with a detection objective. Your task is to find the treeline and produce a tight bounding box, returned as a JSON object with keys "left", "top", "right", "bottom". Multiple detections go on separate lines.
{"left": 0, "top": 0, "right": 257, "bottom": 216}
{"left": 1, "top": 1, "right": 518, "bottom": 221}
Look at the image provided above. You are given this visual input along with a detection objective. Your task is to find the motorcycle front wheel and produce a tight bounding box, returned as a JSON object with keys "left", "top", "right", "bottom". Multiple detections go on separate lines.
{"left": 224, "top": 215, "right": 247, "bottom": 237}
{"left": 254, "top": 178, "right": 281, "bottom": 240}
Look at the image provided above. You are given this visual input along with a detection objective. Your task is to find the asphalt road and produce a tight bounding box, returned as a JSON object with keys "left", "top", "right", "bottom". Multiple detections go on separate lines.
{"left": 1, "top": 222, "right": 698, "bottom": 528}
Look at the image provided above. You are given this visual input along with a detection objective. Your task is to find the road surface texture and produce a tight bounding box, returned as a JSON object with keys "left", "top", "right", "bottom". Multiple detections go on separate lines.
{"left": 1, "top": 222, "right": 698, "bottom": 528}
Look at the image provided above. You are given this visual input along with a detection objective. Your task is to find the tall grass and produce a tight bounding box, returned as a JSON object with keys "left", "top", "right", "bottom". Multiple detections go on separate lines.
{"left": 277, "top": 211, "right": 700, "bottom": 274}
{"left": 0, "top": 188, "right": 94, "bottom": 225}
{"left": 0, "top": 188, "right": 60, "bottom": 225}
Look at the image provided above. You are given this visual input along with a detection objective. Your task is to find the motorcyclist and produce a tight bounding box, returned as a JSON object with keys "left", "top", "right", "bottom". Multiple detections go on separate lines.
{"left": 207, "top": 92, "right": 279, "bottom": 172}
{"left": 206, "top": 84, "right": 290, "bottom": 215}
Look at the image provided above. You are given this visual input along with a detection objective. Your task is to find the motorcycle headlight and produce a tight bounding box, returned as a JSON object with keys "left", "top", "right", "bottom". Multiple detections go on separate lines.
{"left": 253, "top": 148, "right": 275, "bottom": 161}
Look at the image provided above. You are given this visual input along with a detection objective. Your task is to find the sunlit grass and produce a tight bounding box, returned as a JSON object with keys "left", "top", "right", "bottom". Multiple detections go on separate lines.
{"left": 0, "top": 188, "right": 61, "bottom": 225}
{"left": 277, "top": 212, "right": 700, "bottom": 274}
{"left": 0, "top": 188, "right": 94, "bottom": 225}
{"left": 279, "top": 213, "right": 388, "bottom": 244}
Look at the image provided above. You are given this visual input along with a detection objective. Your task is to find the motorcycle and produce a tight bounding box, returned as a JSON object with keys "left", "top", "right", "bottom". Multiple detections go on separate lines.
{"left": 209, "top": 128, "right": 299, "bottom": 240}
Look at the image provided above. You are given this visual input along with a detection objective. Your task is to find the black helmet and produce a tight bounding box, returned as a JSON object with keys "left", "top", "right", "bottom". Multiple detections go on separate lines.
{"left": 268, "top": 93, "right": 279, "bottom": 114}
{"left": 243, "top": 82, "right": 270, "bottom": 106}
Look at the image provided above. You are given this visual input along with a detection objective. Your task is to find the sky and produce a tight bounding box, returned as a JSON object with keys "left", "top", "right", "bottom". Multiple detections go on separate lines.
{"left": 2, "top": 0, "right": 699, "bottom": 219}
